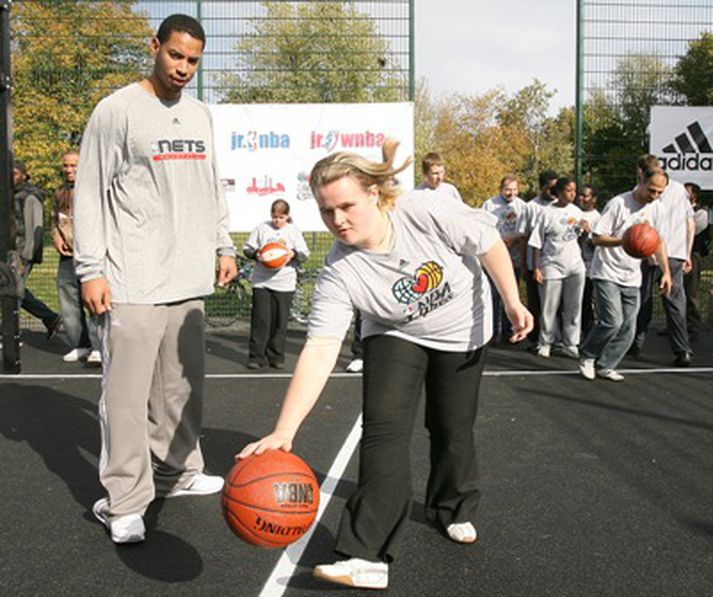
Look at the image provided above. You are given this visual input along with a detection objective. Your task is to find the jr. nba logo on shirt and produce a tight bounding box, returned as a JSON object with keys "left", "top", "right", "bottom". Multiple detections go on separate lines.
{"left": 391, "top": 261, "right": 453, "bottom": 322}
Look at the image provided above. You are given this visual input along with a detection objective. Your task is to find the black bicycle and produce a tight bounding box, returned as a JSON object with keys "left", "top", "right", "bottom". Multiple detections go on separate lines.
{"left": 290, "top": 267, "right": 319, "bottom": 325}
{"left": 204, "top": 259, "right": 320, "bottom": 328}
{"left": 204, "top": 257, "right": 253, "bottom": 328}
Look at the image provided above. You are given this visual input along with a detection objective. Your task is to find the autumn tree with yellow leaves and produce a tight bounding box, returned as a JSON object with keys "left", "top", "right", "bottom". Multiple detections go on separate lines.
{"left": 11, "top": 0, "right": 152, "bottom": 188}
{"left": 415, "top": 79, "right": 574, "bottom": 205}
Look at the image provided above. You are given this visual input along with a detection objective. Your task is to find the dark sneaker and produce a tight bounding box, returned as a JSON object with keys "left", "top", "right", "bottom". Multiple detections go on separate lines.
{"left": 674, "top": 351, "right": 692, "bottom": 367}
{"left": 269, "top": 361, "right": 285, "bottom": 370}
{"left": 247, "top": 361, "right": 262, "bottom": 370}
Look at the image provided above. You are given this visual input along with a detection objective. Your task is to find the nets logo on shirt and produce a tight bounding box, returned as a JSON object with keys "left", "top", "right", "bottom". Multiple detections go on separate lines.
{"left": 151, "top": 139, "right": 206, "bottom": 161}
{"left": 658, "top": 121, "right": 713, "bottom": 172}
{"left": 391, "top": 261, "right": 453, "bottom": 321}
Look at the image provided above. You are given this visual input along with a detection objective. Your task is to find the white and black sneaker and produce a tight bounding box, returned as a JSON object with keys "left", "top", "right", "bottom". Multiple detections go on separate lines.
{"left": 596, "top": 368, "right": 624, "bottom": 382}
{"left": 446, "top": 522, "right": 478, "bottom": 544}
{"left": 345, "top": 358, "right": 363, "bottom": 373}
{"left": 578, "top": 358, "right": 596, "bottom": 380}
{"left": 92, "top": 498, "right": 145, "bottom": 544}
{"left": 313, "top": 558, "right": 388, "bottom": 589}
{"left": 166, "top": 472, "right": 224, "bottom": 498}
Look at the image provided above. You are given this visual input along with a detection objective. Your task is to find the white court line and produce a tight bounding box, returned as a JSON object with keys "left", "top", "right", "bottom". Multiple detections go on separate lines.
{"left": 2, "top": 367, "right": 713, "bottom": 381}
{"left": 258, "top": 413, "right": 363, "bottom": 597}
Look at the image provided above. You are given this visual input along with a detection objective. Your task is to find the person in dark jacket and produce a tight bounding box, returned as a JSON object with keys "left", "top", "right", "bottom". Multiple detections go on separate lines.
{"left": 13, "top": 159, "right": 62, "bottom": 339}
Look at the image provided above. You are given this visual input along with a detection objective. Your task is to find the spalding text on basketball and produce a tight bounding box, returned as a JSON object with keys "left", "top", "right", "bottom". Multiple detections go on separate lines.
{"left": 254, "top": 515, "right": 312, "bottom": 537}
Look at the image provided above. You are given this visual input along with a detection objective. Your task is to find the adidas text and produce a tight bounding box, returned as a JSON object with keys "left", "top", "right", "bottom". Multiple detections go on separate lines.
{"left": 659, "top": 153, "right": 713, "bottom": 172}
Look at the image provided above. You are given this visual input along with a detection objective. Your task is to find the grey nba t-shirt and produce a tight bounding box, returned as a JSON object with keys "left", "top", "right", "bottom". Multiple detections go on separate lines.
{"left": 590, "top": 191, "right": 666, "bottom": 288}
{"left": 308, "top": 191, "right": 501, "bottom": 352}
{"left": 528, "top": 203, "right": 586, "bottom": 280}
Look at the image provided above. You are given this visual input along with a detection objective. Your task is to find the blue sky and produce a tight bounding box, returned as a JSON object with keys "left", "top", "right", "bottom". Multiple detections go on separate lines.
{"left": 415, "top": 0, "right": 576, "bottom": 111}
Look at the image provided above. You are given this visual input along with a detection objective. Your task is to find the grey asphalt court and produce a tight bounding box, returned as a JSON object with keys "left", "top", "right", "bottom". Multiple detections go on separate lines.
{"left": 1, "top": 324, "right": 712, "bottom": 596}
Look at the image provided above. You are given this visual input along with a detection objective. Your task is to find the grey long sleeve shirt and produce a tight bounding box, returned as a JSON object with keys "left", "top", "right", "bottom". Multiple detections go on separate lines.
{"left": 73, "top": 83, "right": 235, "bottom": 304}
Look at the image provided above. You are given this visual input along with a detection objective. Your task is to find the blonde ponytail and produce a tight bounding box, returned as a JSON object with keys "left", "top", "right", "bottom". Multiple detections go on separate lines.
{"left": 309, "top": 138, "right": 412, "bottom": 211}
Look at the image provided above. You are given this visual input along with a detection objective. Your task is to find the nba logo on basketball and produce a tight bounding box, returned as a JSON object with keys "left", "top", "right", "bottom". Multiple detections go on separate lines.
{"left": 222, "top": 451, "right": 320, "bottom": 548}
{"left": 273, "top": 482, "right": 315, "bottom": 505}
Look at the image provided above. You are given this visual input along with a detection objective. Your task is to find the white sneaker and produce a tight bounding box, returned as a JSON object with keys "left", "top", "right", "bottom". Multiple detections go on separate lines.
{"left": 579, "top": 358, "right": 596, "bottom": 380}
{"left": 166, "top": 472, "right": 224, "bottom": 498}
{"left": 63, "top": 347, "right": 91, "bottom": 362}
{"left": 313, "top": 558, "right": 389, "bottom": 589}
{"left": 597, "top": 368, "right": 624, "bottom": 382}
{"left": 86, "top": 350, "right": 102, "bottom": 364}
{"left": 92, "top": 498, "right": 145, "bottom": 544}
{"left": 447, "top": 522, "right": 478, "bottom": 544}
{"left": 346, "top": 358, "right": 363, "bottom": 373}
{"left": 536, "top": 345, "right": 551, "bottom": 358}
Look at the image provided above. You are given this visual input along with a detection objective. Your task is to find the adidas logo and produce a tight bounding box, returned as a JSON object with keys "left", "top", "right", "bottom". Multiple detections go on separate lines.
{"left": 658, "top": 120, "right": 713, "bottom": 172}
{"left": 172, "top": 117, "right": 181, "bottom": 125}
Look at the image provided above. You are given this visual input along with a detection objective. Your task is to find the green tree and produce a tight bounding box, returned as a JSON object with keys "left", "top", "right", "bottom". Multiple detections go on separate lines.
{"left": 220, "top": 2, "right": 403, "bottom": 103}
{"left": 498, "top": 79, "right": 574, "bottom": 197}
{"left": 582, "top": 54, "right": 673, "bottom": 201}
{"left": 671, "top": 31, "right": 713, "bottom": 105}
{"left": 11, "top": 0, "right": 152, "bottom": 188}
{"left": 613, "top": 53, "right": 673, "bottom": 147}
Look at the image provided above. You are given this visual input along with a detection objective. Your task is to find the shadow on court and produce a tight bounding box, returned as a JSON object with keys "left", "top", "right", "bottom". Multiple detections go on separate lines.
{"left": 1, "top": 324, "right": 713, "bottom": 595}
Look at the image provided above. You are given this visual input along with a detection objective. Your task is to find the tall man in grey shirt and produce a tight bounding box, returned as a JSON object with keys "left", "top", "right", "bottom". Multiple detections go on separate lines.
{"left": 74, "top": 14, "right": 237, "bottom": 544}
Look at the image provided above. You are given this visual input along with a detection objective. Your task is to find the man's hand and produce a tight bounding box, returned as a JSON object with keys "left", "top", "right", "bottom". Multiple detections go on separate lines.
{"left": 658, "top": 271, "right": 672, "bottom": 297}
{"left": 52, "top": 234, "right": 72, "bottom": 257}
{"left": 216, "top": 255, "right": 238, "bottom": 288}
{"left": 682, "top": 258, "right": 692, "bottom": 275}
{"left": 81, "top": 277, "right": 112, "bottom": 315}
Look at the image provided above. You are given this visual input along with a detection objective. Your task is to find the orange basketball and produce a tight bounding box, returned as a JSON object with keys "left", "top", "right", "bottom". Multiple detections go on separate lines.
{"left": 258, "top": 242, "right": 290, "bottom": 269}
{"left": 622, "top": 222, "right": 660, "bottom": 258}
{"left": 222, "top": 451, "right": 320, "bottom": 548}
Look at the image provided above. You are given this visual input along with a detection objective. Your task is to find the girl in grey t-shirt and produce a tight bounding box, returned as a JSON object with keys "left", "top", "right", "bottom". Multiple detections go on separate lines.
{"left": 243, "top": 199, "right": 310, "bottom": 369}
{"left": 238, "top": 140, "right": 533, "bottom": 590}
{"left": 528, "top": 177, "right": 587, "bottom": 358}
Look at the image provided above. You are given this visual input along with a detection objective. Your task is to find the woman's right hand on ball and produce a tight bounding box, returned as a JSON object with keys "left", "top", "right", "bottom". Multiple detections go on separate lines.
{"left": 236, "top": 432, "right": 293, "bottom": 460}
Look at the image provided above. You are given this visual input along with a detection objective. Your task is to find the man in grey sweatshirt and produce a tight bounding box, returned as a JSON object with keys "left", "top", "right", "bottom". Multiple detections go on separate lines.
{"left": 73, "top": 14, "right": 237, "bottom": 544}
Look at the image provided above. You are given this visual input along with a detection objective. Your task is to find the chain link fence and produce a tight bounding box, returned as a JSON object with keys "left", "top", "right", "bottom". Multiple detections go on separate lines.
{"left": 579, "top": 0, "right": 713, "bottom": 326}
{"left": 8, "top": 0, "right": 412, "bottom": 331}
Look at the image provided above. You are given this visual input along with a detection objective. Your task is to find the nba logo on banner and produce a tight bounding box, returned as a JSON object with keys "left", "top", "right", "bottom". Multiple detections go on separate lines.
{"left": 650, "top": 106, "right": 713, "bottom": 190}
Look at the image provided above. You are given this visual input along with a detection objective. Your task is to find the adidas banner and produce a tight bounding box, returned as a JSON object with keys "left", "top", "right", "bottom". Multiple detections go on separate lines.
{"left": 650, "top": 106, "right": 713, "bottom": 189}
{"left": 209, "top": 103, "right": 415, "bottom": 232}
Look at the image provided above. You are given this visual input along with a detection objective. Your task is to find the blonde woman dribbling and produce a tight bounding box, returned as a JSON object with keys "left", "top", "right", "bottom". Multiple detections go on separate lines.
{"left": 238, "top": 140, "right": 533, "bottom": 590}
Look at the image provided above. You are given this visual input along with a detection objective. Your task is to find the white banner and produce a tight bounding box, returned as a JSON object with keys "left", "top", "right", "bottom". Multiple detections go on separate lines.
{"left": 209, "top": 103, "right": 415, "bottom": 232}
{"left": 650, "top": 106, "right": 713, "bottom": 189}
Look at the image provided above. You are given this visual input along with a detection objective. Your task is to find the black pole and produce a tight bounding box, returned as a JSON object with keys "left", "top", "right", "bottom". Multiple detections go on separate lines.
{"left": 575, "top": 0, "right": 584, "bottom": 189}
{"left": 0, "top": 0, "right": 21, "bottom": 374}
